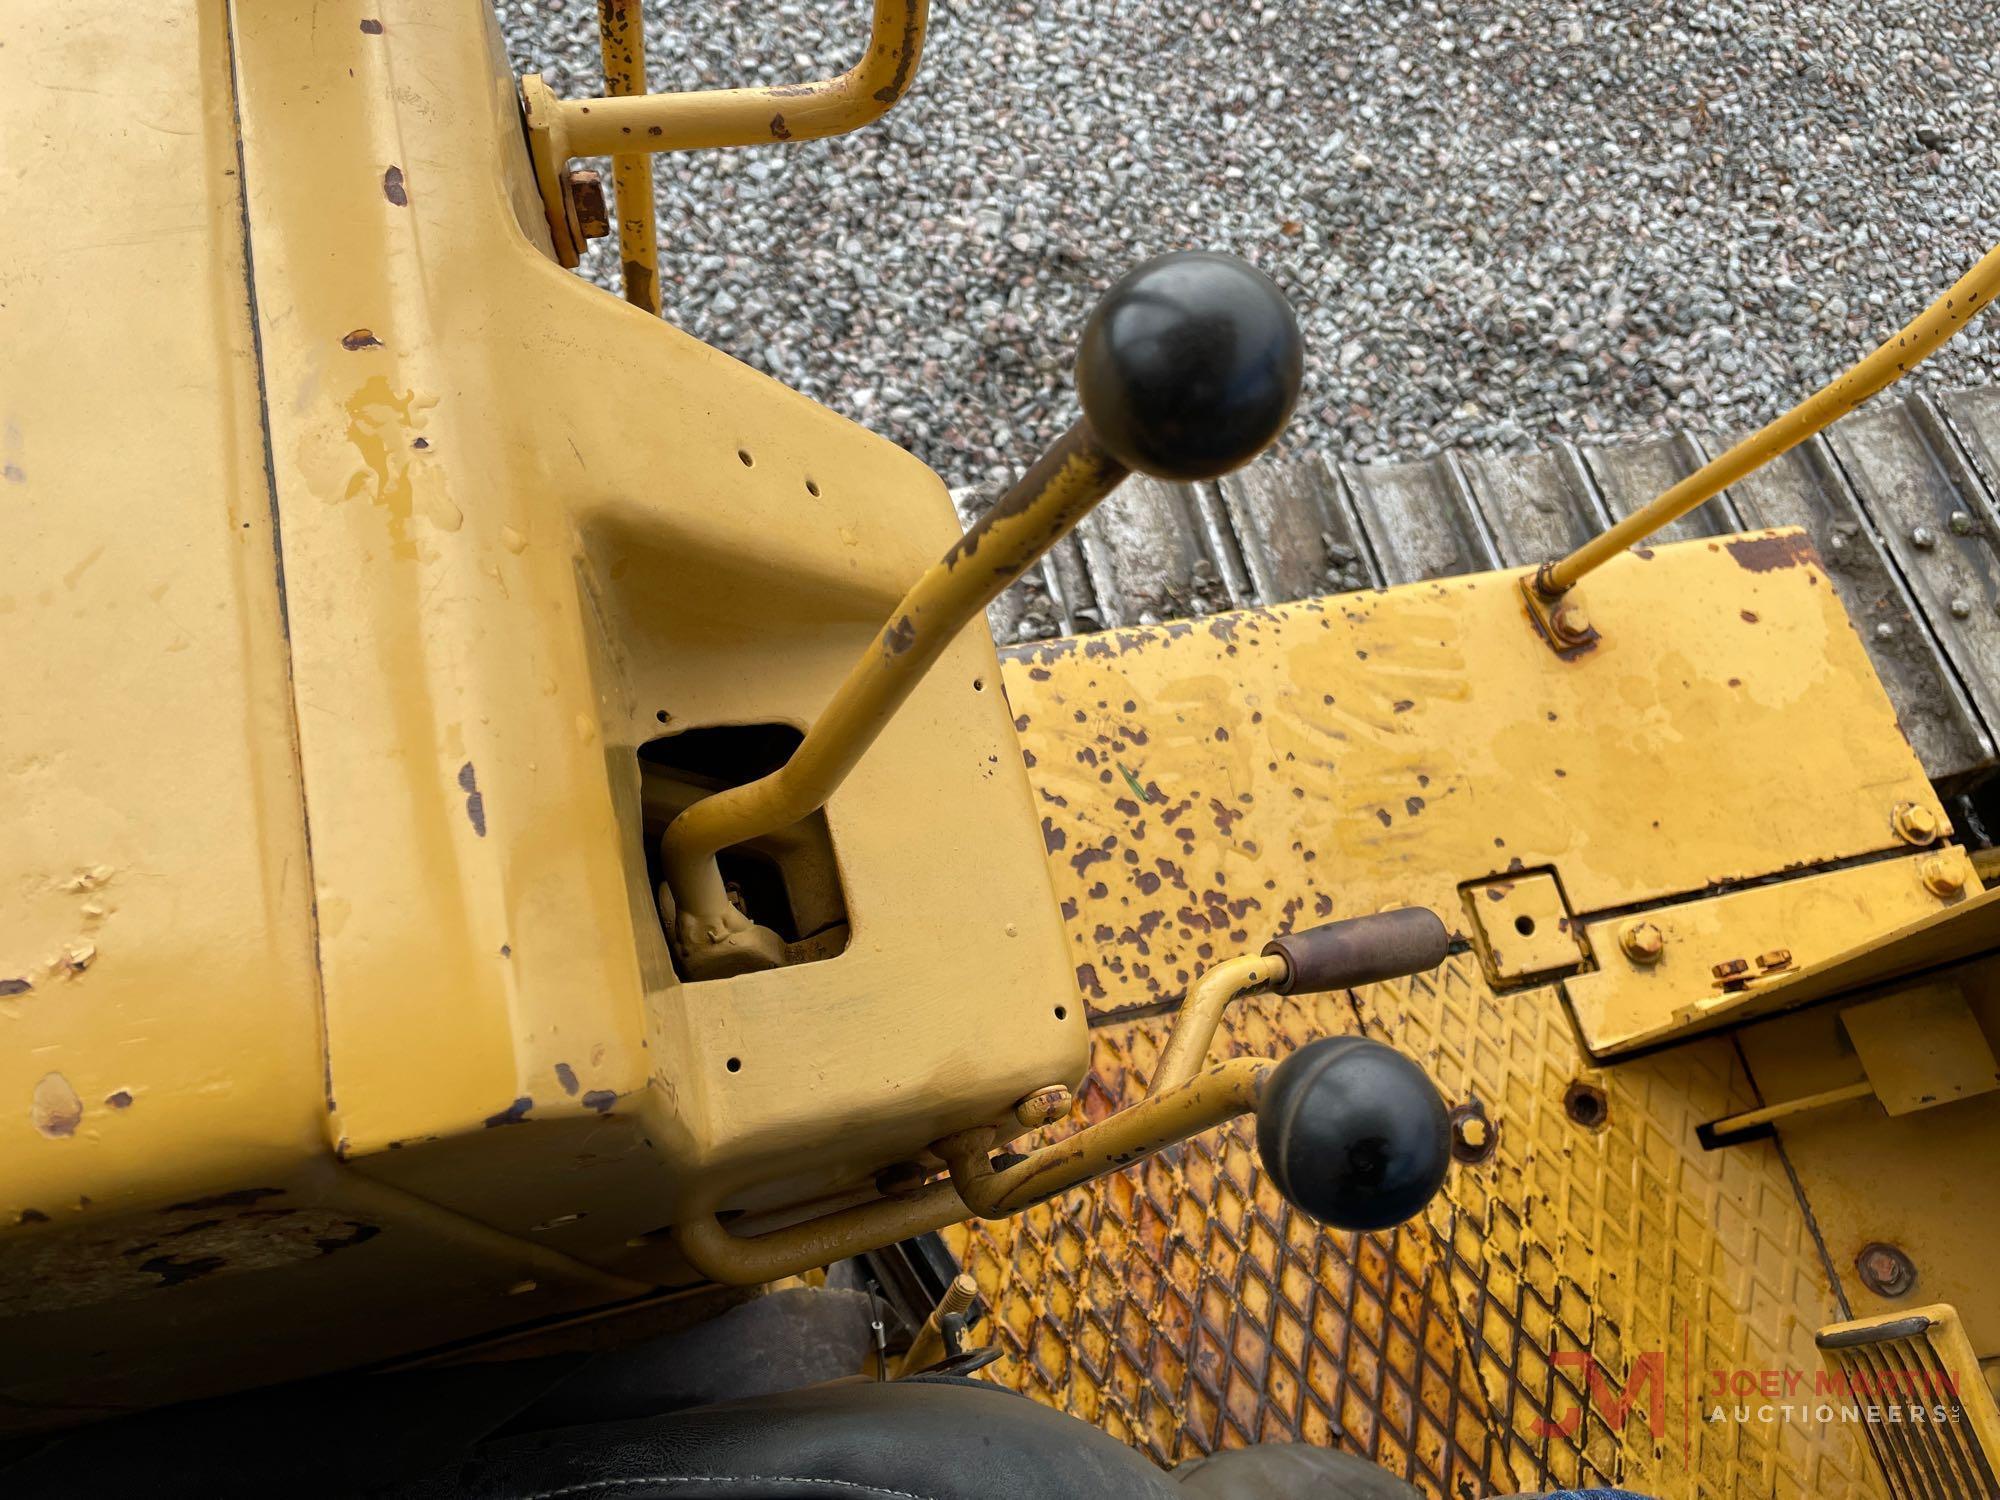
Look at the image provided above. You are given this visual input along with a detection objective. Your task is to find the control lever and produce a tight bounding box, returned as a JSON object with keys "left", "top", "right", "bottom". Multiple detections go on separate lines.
{"left": 659, "top": 251, "right": 1305, "bottom": 979}
{"left": 676, "top": 910, "right": 1454, "bottom": 1284}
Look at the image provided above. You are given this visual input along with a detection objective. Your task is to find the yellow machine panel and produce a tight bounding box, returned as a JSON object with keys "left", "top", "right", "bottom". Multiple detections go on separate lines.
{"left": 6, "top": 2, "right": 2000, "bottom": 1497}
{"left": 961, "top": 536, "right": 1986, "bottom": 1496}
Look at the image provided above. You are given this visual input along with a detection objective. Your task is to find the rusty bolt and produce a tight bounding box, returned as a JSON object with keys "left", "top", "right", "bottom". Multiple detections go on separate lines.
{"left": 568, "top": 168, "right": 610, "bottom": 239}
{"left": 1919, "top": 852, "right": 1967, "bottom": 898}
{"left": 1855, "top": 1242, "right": 1917, "bottom": 1299}
{"left": 1014, "top": 1084, "right": 1074, "bottom": 1129}
{"left": 1754, "top": 948, "right": 1793, "bottom": 972}
{"left": 1550, "top": 601, "right": 1592, "bottom": 645}
{"left": 1891, "top": 801, "right": 1941, "bottom": 846}
{"left": 1711, "top": 957, "right": 1750, "bottom": 982}
{"left": 1618, "top": 920, "right": 1665, "bottom": 966}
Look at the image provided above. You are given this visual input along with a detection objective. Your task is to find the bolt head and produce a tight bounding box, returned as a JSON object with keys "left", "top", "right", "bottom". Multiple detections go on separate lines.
{"left": 1912, "top": 526, "right": 1938, "bottom": 549}
{"left": 1919, "top": 852, "right": 1966, "bottom": 898}
{"left": 1856, "top": 1241, "right": 1918, "bottom": 1299}
{"left": 1619, "top": 920, "right": 1665, "bottom": 965}
{"left": 1551, "top": 601, "right": 1592, "bottom": 643}
{"left": 1952, "top": 597, "right": 1973, "bottom": 619}
{"left": 1892, "top": 800, "right": 1942, "bottom": 846}
{"left": 1951, "top": 510, "right": 1977, "bottom": 536}
{"left": 568, "top": 168, "right": 610, "bottom": 239}
{"left": 1874, "top": 621, "right": 1896, "bottom": 640}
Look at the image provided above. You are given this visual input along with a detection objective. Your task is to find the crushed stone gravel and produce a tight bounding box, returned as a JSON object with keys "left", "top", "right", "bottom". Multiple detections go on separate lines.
{"left": 497, "top": 0, "right": 2000, "bottom": 493}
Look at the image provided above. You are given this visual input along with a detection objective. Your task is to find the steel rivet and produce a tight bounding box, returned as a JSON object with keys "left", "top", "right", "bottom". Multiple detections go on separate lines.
{"left": 1912, "top": 526, "right": 1937, "bottom": 549}
{"left": 1874, "top": 622, "right": 1896, "bottom": 640}
{"left": 1892, "top": 801, "right": 1942, "bottom": 846}
{"left": 1951, "top": 597, "right": 1973, "bottom": 619}
{"left": 1618, "top": 920, "right": 1665, "bottom": 966}
{"left": 1949, "top": 510, "right": 1977, "bottom": 535}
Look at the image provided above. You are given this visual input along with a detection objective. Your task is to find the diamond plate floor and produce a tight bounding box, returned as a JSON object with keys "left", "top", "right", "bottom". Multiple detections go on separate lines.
{"left": 962, "top": 548, "right": 1901, "bottom": 1498}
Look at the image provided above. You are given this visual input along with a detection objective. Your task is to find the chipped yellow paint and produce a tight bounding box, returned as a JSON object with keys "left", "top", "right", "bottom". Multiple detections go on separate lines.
{"left": 987, "top": 540, "right": 1909, "bottom": 1495}
{"left": 0, "top": 0, "right": 1073, "bottom": 1424}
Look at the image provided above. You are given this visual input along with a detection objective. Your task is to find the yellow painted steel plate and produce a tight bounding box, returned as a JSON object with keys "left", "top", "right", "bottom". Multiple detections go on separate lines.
{"left": 967, "top": 538, "right": 1907, "bottom": 1496}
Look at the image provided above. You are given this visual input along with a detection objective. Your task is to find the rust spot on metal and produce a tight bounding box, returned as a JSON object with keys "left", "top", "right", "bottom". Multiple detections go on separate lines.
{"left": 769, "top": 112, "right": 792, "bottom": 140}
{"left": 1041, "top": 817, "right": 1066, "bottom": 853}
{"left": 314, "top": 1222, "right": 381, "bottom": 1255}
{"left": 341, "top": 329, "right": 383, "bottom": 350}
{"left": 1725, "top": 531, "right": 1817, "bottom": 574}
{"left": 484, "top": 1096, "right": 533, "bottom": 1128}
{"left": 0, "top": 978, "right": 29, "bottom": 997}
{"left": 458, "top": 762, "right": 487, "bottom": 837}
{"left": 140, "top": 1253, "right": 226, "bottom": 1287}
{"left": 554, "top": 1063, "right": 579, "bottom": 1097}
{"left": 871, "top": 2, "right": 923, "bottom": 104}
{"left": 1075, "top": 963, "right": 1106, "bottom": 999}
{"left": 358, "top": 17, "right": 383, "bottom": 33}
{"left": 169, "top": 1186, "right": 284, "bottom": 1212}
{"left": 105, "top": 1090, "right": 133, "bottom": 1110}
{"left": 382, "top": 164, "right": 408, "bottom": 205}
{"left": 883, "top": 614, "right": 918, "bottom": 656}
{"left": 622, "top": 260, "right": 658, "bottom": 312}
{"left": 582, "top": 1089, "right": 617, "bottom": 1114}
{"left": 31, "top": 1073, "right": 81, "bottom": 1138}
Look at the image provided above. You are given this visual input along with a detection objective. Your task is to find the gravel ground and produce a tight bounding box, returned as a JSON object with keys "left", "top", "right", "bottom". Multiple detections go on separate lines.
{"left": 497, "top": 0, "right": 2000, "bottom": 494}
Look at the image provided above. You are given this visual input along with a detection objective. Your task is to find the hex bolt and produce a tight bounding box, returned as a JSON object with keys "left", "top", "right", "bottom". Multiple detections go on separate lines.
{"left": 1855, "top": 1242, "right": 1918, "bottom": 1299}
{"left": 1951, "top": 597, "right": 1973, "bottom": 619}
{"left": 1950, "top": 510, "right": 1978, "bottom": 536}
{"left": 1014, "top": 1084, "right": 1075, "bottom": 1129}
{"left": 1550, "top": 601, "right": 1592, "bottom": 645}
{"left": 568, "top": 168, "right": 611, "bottom": 240}
{"left": 1892, "top": 800, "right": 1942, "bottom": 846}
{"left": 1874, "top": 622, "right": 1896, "bottom": 641}
{"left": 1912, "top": 526, "right": 1938, "bottom": 549}
{"left": 1619, "top": 920, "right": 1665, "bottom": 966}
{"left": 1754, "top": 948, "right": 1793, "bottom": 971}
{"left": 1919, "top": 852, "right": 1966, "bottom": 898}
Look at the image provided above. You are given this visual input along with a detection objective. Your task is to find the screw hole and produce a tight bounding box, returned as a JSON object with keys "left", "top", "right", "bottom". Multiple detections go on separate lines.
{"left": 805, "top": 477, "right": 820, "bottom": 497}
{"left": 655, "top": 709, "right": 670, "bottom": 724}
{"left": 725, "top": 1056, "right": 742, "bottom": 1073}
{"left": 737, "top": 449, "right": 754, "bottom": 468}
{"left": 1513, "top": 914, "right": 1536, "bottom": 936}
{"left": 1563, "top": 1081, "right": 1608, "bottom": 1130}
{"left": 973, "top": 678, "right": 985, "bottom": 692}
{"left": 1053, "top": 1005, "right": 1067, "bottom": 1021}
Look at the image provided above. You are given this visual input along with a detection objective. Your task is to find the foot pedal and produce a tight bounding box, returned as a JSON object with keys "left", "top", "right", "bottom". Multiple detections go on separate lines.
{"left": 1816, "top": 1303, "right": 2000, "bottom": 1496}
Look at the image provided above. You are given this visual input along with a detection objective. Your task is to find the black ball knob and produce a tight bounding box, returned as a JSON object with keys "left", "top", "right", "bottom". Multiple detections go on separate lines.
{"left": 1074, "top": 251, "right": 1304, "bottom": 482}
{"left": 1255, "top": 1036, "right": 1451, "bottom": 1232}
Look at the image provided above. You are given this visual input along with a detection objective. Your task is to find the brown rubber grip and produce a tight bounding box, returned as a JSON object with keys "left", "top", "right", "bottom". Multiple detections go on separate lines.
{"left": 1262, "top": 907, "right": 1450, "bottom": 994}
